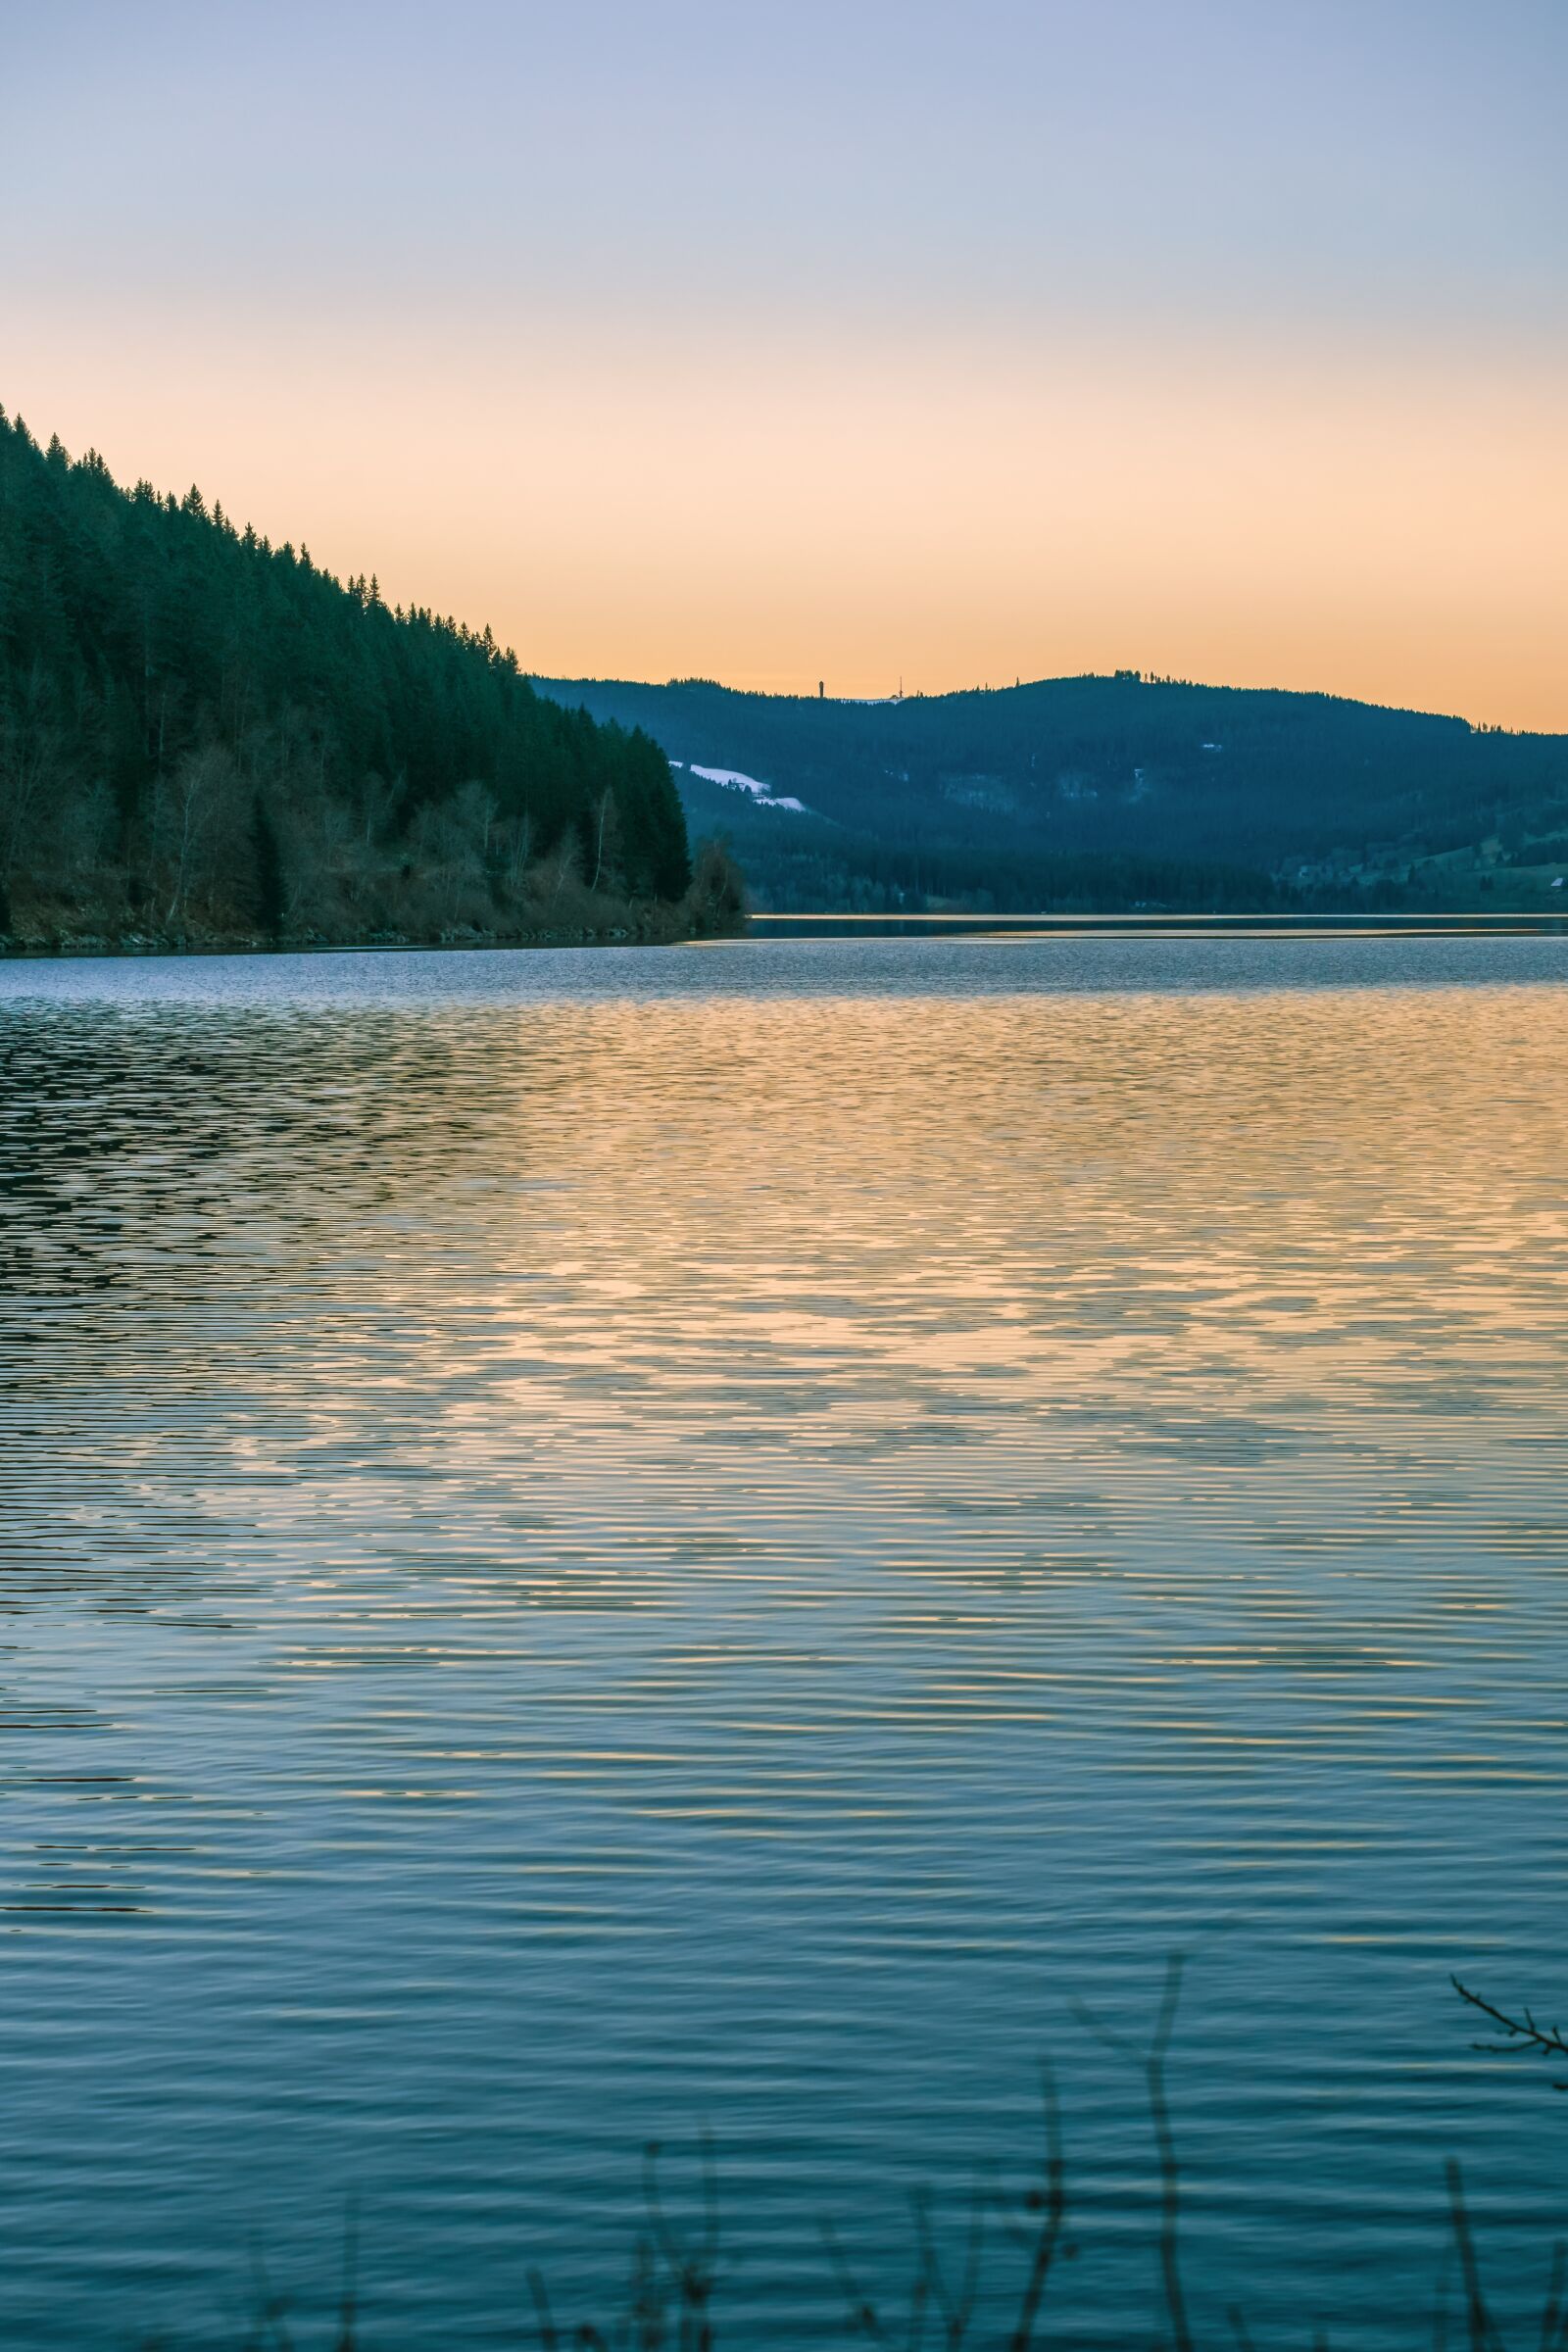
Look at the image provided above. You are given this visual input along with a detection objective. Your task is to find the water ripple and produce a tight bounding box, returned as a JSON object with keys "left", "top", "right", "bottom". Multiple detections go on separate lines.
{"left": 0, "top": 938, "right": 1565, "bottom": 2346}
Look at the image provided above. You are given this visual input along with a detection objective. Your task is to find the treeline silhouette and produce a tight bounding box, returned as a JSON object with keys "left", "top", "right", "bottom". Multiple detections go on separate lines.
{"left": 0, "top": 410, "right": 728, "bottom": 950}
{"left": 722, "top": 832, "right": 1295, "bottom": 916}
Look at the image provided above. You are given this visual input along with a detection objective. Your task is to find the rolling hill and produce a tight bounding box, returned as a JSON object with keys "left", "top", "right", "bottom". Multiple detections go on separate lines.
{"left": 535, "top": 672, "right": 1568, "bottom": 913}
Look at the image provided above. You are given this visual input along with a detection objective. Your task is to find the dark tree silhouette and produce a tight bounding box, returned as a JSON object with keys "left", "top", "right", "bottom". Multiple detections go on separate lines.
{"left": 0, "top": 408, "right": 700, "bottom": 945}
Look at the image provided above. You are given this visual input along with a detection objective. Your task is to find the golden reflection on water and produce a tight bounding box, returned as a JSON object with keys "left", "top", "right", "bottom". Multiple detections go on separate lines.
{"left": 0, "top": 944, "right": 1567, "bottom": 2349}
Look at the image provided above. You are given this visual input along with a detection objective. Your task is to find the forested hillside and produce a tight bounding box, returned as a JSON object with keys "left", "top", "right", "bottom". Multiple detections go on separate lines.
{"left": 0, "top": 412, "right": 738, "bottom": 951}
{"left": 537, "top": 674, "right": 1568, "bottom": 913}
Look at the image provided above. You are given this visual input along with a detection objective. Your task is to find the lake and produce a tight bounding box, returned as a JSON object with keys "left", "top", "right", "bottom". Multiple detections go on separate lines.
{"left": 1, "top": 934, "right": 1565, "bottom": 2347}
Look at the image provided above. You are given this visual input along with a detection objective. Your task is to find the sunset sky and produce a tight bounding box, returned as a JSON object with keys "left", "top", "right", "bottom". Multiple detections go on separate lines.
{"left": 7, "top": 0, "right": 1564, "bottom": 726}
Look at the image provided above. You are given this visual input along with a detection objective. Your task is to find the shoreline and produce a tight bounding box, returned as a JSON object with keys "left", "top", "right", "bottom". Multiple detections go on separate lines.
{"left": 4, "top": 909, "right": 1565, "bottom": 959}
{"left": 0, "top": 918, "right": 749, "bottom": 962}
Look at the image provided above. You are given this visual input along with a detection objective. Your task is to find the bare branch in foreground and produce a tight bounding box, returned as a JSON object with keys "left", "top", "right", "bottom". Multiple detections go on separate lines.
{"left": 1452, "top": 1980, "right": 1568, "bottom": 2088}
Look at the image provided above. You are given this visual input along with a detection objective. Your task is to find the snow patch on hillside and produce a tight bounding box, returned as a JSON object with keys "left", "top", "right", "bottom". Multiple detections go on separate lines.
{"left": 688, "top": 764, "right": 808, "bottom": 814}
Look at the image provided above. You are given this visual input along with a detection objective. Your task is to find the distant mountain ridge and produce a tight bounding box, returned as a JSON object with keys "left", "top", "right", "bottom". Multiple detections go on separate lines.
{"left": 534, "top": 672, "right": 1568, "bottom": 913}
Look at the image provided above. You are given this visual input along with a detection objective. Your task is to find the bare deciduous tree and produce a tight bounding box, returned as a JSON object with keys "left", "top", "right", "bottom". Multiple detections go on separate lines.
{"left": 160, "top": 743, "right": 239, "bottom": 925}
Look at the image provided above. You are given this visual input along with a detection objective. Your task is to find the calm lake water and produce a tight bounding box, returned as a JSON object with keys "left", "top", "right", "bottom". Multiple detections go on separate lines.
{"left": 2, "top": 935, "right": 1566, "bottom": 2347}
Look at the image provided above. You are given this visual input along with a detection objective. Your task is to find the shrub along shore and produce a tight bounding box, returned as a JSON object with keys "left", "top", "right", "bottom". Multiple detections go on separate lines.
{"left": 0, "top": 831, "right": 748, "bottom": 957}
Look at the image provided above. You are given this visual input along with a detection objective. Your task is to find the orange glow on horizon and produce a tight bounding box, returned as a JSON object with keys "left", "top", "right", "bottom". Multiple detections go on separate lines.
{"left": 10, "top": 309, "right": 1566, "bottom": 733}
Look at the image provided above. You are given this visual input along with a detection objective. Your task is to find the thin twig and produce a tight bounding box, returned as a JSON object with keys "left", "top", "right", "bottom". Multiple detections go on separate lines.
{"left": 1453, "top": 1979, "right": 1568, "bottom": 2087}
{"left": 1150, "top": 1957, "right": 1192, "bottom": 2352}
{"left": 1078, "top": 1957, "right": 1191, "bottom": 2352}
{"left": 525, "top": 2266, "right": 561, "bottom": 2352}
{"left": 245, "top": 2243, "right": 295, "bottom": 2352}
{"left": 1008, "top": 2062, "right": 1066, "bottom": 2352}
{"left": 822, "top": 2218, "right": 902, "bottom": 2349}
{"left": 333, "top": 2196, "right": 359, "bottom": 2352}
{"left": 1446, "top": 2159, "right": 1504, "bottom": 2352}
{"left": 1542, "top": 2243, "right": 1567, "bottom": 2352}
{"left": 911, "top": 2180, "right": 987, "bottom": 2349}
{"left": 644, "top": 2132, "right": 719, "bottom": 2350}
